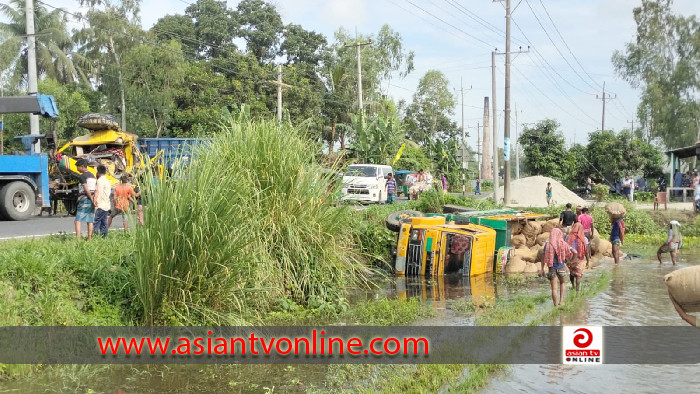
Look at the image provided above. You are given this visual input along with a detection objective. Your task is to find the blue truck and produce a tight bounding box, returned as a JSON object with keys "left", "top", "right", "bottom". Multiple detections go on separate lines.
{"left": 138, "top": 138, "right": 205, "bottom": 171}
{"left": 0, "top": 94, "right": 59, "bottom": 220}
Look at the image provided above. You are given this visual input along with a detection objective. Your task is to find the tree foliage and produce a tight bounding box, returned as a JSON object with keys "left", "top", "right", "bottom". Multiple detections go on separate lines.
{"left": 519, "top": 119, "right": 568, "bottom": 179}
{"left": 612, "top": 0, "right": 700, "bottom": 148}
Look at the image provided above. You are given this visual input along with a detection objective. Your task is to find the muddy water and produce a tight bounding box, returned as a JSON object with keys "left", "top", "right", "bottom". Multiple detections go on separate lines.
{"left": 483, "top": 254, "right": 700, "bottom": 393}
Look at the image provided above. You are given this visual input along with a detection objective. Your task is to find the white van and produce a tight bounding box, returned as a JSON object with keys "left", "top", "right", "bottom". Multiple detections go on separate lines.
{"left": 341, "top": 164, "right": 394, "bottom": 203}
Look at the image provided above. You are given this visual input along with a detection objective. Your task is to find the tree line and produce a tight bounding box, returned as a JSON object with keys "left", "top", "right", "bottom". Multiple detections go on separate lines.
{"left": 0, "top": 0, "right": 696, "bottom": 185}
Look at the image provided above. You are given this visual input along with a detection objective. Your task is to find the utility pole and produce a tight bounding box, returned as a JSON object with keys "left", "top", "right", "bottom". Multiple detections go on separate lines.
{"left": 344, "top": 30, "right": 372, "bottom": 117}
{"left": 491, "top": 50, "right": 499, "bottom": 205}
{"left": 277, "top": 65, "right": 282, "bottom": 123}
{"left": 26, "top": 0, "right": 40, "bottom": 153}
{"left": 627, "top": 119, "right": 635, "bottom": 132}
{"left": 514, "top": 103, "right": 520, "bottom": 180}
{"left": 455, "top": 79, "right": 473, "bottom": 196}
{"left": 482, "top": 97, "right": 491, "bottom": 184}
{"left": 504, "top": 0, "right": 512, "bottom": 204}
{"left": 596, "top": 81, "right": 616, "bottom": 131}
{"left": 268, "top": 65, "right": 292, "bottom": 124}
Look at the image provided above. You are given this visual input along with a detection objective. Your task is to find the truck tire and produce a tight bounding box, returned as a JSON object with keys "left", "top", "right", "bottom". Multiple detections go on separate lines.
{"left": 0, "top": 181, "right": 36, "bottom": 221}
{"left": 443, "top": 204, "right": 475, "bottom": 214}
{"left": 386, "top": 210, "right": 424, "bottom": 232}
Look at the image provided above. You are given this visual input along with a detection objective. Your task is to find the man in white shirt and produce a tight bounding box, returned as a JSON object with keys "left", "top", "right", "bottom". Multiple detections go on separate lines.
{"left": 621, "top": 175, "right": 634, "bottom": 202}
{"left": 94, "top": 165, "right": 113, "bottom": 238}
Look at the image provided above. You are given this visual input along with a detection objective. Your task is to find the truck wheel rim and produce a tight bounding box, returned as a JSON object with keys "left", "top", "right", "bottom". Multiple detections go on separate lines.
{"left": 12, "top": 191, "right": 29, "bottom": 213}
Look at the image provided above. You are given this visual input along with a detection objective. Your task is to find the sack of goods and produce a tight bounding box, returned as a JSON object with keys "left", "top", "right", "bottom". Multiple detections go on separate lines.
{"left": 605, "top": 202, "right": 626, "bottom": 219}
{"left": 77, "top": 113, "right": 120, "bottom": 131}
{"left": 665, "top": 265, "right": 700, "bottom": 312}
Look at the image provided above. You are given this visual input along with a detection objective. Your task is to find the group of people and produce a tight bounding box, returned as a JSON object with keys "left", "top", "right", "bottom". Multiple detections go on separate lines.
{"left": 539, "top": 203, "right": 595, "bottom": 306}
{"left": 74, "top": 159, "right": 143, "bottom": 241}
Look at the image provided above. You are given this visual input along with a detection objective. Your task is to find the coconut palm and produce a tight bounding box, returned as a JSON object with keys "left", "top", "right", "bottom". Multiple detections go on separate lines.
{"left": 0, "top": 0, "right": 82, "bottom": 86}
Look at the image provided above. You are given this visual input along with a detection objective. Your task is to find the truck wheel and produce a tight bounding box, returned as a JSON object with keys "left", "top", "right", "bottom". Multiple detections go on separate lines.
{"left": 0, "top": 181, "right": 36, "bottom": 221}
{"left": 443, "top": 204, "right": 476, "bottom": 214}
{"left": 64, "top": 199, "right": 77, "bottom": 216}
{"left": 386, "top": 210, "right": 424, "bottom": 232}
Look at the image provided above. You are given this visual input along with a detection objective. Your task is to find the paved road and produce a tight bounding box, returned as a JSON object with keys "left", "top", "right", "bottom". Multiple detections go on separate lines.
{"left": 0, "top": 214, "right": 125, "bottom": 240}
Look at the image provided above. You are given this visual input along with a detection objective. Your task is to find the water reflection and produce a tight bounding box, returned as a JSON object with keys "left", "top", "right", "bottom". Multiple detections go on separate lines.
{"left": 393, "top": 274, "right": 496, "bottom": 305}
{"left": 484, "top": 253, "right": 700, "bottom": 393}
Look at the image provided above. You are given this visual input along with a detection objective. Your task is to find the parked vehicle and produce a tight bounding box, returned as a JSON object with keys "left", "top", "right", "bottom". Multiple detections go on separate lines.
{"left": 0, "top": 94, "right": 58, "bottom": 220}
{"left": 394, "top": 170, "right": 416, "bottom": 198}
{"left": 341, "top": 164, "right": 393, "bottom": 203}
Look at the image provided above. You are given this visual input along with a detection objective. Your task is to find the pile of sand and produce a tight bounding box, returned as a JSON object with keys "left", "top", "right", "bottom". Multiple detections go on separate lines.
{"left": 498, "top": 176, "right": 586, "bottom": 208}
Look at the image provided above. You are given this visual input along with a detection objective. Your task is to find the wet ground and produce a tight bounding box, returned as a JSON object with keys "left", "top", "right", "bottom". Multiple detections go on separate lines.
{"left": 1, "top": 247, "right": 697, "bottom": 393}
{"left": 483, "top": 250, "right": 700, "bottom": 393}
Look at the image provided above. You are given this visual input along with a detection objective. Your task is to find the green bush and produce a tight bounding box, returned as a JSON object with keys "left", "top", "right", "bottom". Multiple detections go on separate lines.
{"left": 415, "top": 189, "right": 445, "bottom": 213}
{"left": 634, "top": 191, "right": 655, "bottom": 202}
{"left": 590, "top": 201, "right": 658, "bottom": 236}
{"left": 592, "top": 184, "right": 609, "bottom": 202}
{"left": 132, "top": 119, "right": 370, "bottom": 325}
{"left": 0, "top": 235, "right": 133, "bottom": 326}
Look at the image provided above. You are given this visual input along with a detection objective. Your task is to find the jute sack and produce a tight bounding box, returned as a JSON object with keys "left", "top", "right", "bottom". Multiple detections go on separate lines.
{"left": 511, "top": 221, "right": 523, "bottom": 235}
{"left": 522, "top": 220, "right": 542, "bottom": 237}
{"left": 514, "top": 247, "right": 536, "bottom": 263}
{"left": 525, "top": 234, "right": 537, "bottom": 248}
{"left": 541, "top": 219, "right": 559, "bottom": 233}
{"left": 524, "top": 262, "right": 540, "bottom": 274}
{"left": 665, "top": 266, "right": 700, "bottom": 312}
{"left": 605, "top": 202, "right": 626, "bottom": 220}
{"left": 506, "top": 255, "right": 527, "bottom": 274}
{"left": 535, "top": 246, "right": 545, "bottom": 263}
{"left": 511, "top": 234, "right": 526, "bottom": 248}
{"left": 590, "top": 236, "right": 601, "bottom": 254}
{"left": 598, "top": 239, "right": 613, "bottom": 257}
{"left": 536, "top": 232, "right": 550, "bottom": 246}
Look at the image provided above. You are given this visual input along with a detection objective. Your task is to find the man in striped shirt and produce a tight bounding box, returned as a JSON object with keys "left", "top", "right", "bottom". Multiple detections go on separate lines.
{"left": 386, "top": 173, "right": 397, "bottom": 204}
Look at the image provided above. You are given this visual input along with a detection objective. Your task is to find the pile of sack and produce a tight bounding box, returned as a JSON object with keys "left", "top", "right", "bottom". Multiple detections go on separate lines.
{"left": 505, "top": 218, "right": 612, "bottom": 274}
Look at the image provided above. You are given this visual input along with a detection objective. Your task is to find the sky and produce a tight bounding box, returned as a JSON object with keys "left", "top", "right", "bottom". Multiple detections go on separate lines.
{"left": 13, "top": 0, "right": 700, "bottom": 152}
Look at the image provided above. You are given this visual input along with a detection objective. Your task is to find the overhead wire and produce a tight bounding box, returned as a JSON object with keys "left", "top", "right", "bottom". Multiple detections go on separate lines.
{"left": 524, "top": 0, "right": 599, "bottom": 92}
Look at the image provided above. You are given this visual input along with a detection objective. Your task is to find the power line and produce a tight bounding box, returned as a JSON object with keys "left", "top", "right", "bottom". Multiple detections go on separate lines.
{"left": 535, "top": 0, "right": 603, "bottom": 91}
{"left": 523, "top": 0, "right": 599, "bottom": 92}
{"left": 510, "top": 17, "right": 596, "bottom": 96}
{"left": 402, "top": 0, "right": 496, "bottom": 49}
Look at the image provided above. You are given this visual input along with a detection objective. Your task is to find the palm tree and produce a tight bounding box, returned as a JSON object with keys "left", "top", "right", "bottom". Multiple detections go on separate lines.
{"left": 0, "top": 0, "right": 81, "bottom": 86}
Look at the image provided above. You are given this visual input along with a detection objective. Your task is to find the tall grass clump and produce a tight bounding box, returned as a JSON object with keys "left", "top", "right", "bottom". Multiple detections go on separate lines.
{"left": 132, "top": 118, "right": 370, "bottom": 325}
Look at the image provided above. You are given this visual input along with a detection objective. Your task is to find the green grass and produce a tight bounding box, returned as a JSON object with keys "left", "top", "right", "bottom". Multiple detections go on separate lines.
{"left": 131, "top": 118, "right": 372, "bottom": 325}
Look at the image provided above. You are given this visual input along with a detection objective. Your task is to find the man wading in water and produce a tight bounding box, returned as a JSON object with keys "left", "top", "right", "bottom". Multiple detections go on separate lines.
{"left": 657, "top": 221, "right": 682, "bottom": 265}
{"left": 540, "top": 228, "right": 574, "bottom": 306}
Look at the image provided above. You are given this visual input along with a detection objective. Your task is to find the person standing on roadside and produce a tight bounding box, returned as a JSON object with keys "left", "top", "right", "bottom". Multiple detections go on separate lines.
{"left": 74, "top": 159, "right": 96, "bottom": 241}
{"left": 565, "top": 222, "right": 587, "bottom": 292}
{"left": 610, "top": 216, "right": 625, "bottom": 265}
{"left": 93, "top": 165, "right": 112, "bottom": 238}
{"left": 133, "top": 181, "right": 144, "bottom": 225}
{"left": 109, "top": 176, "right": 136, "bottom": 230}
{"left": 674, "top": 169, "right": 682, "bottom": 197}
{"left": 540, "top": 228, "right": 574, "bottom": 306}
{"left": 441, "top": 173, "right": 448, "bottom": 194}
{"left": 385, "top": 173, "right": 397, "bottom": 204}
{"left": 546, "top": 182, "right": 553, "bottom": 206}
{"left": 475, "top": 178, "right": 481, "bottom": 195}
{"left": 657, "top": 221, "right": 682, "bottom": 265}
{"left": 578, "top": 207, "right": 594, "bottom": 268}
{"left": 621, "top": 174, "right": 634, "bottom": 202}
{"left": 559, "top": 203, "right": 577, "bottom": 233}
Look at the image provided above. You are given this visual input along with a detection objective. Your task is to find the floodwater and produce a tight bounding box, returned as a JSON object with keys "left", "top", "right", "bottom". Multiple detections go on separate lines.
{"left": 2, "top": 250, "right": 698, "bottom": 393}
{"left": 483, "top": 253, "right": 700, "bottom": 393}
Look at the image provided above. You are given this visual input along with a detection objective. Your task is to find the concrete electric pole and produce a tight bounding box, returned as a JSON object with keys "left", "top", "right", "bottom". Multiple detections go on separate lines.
{"left": 26, "top": 0, "right": 40, "bottom": 153}
{"left": 491, "top": 50, "right": 500, "bottom": 205}
{"left": 455, "top": 79, "right": 473, "bottom": 196}
{"left": 504, "top": 0, "right": 512, "bottom": 204}
{"left": 268, "top": 65, "right": 292, "bottom": 125}
{"left": 596, "top": 81, "right": 616, "bottom": 131}
{"left": 627, "top": 119, "right": 635, "bottom": 132}
{"left": 344, "top": 31, "right": 372, "bottom": 117}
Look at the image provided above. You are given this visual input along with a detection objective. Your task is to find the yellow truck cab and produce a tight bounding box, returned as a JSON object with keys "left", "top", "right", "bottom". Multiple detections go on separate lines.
{"left": 394, "top": 216, "right": 496, "bottom": 277}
